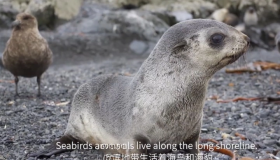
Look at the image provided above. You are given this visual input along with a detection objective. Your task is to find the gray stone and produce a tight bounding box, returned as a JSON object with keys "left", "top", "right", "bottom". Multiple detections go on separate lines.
{"left": 215, "top": 0, "right": 240, "bottom": 8}
{"left": 57, "top": 9, "right": 168, "bottom": 41}
{"left": 141, "top": 0, "right": 216, "bottom": 19}
{"left": 96, "top": 0, "right": 149, "bottom": 8}
{"left": 276, "top": 151, "right": 280, "bottom": 158}
{"left": 170, "top": 11, "right": 193, "bottom": 22}
{"left": 151, "top": 11, "right": 177, "bottom": 26}
{"left": 263, "top": 139, "right": 276, "bottom": 145}
{"left": 222, "top": 128, "right": 232, "bottom": 134}
{"left": 25, "top": 0, "right": 55, "bottom": 27}
{"left": 54, "top": 0, "right": 83, "bottom": 21}
{"left": 129, "top": 40, "right": 148, "bottom": 54}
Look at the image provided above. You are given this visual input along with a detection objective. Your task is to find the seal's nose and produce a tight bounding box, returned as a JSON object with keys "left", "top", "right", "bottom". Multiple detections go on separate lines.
{"left": 244, "top": 35, "right": 250, "bottom": 46}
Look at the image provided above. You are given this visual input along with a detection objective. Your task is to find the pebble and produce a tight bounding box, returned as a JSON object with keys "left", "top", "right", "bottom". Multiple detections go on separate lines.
{"left": 259, "top": 110, "right": 271, "bottom": 118}
{"left": 129, "top": 40, "right": 148, "bottom": 54}
{"left": 276, "top": 151, "right": 280, "bottom": 157}
{"left": 256, "top": 142, "right": 267, "bottom": 149}
{"left": 201, "top": 128, "right": 208, "bottom": 132}
{"left": 221, "top": 128, "right": 232, "bottom": 134}
{"left": 263, "top": 140, "right": 276, "bottom": 145}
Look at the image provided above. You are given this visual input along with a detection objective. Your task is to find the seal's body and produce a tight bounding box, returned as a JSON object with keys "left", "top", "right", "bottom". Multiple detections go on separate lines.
{"left": 2, "top": 13, "right": 52, "bottom": 96}
{"left": 31, "top": 19, "right": 249, "bottom": 158}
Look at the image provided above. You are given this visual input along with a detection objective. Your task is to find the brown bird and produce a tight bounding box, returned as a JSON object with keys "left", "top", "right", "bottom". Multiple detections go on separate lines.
{"left": 2, "top": 13, "right": 53, "bottom": 96}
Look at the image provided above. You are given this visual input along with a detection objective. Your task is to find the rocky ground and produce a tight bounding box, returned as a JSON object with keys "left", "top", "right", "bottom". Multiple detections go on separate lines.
{"left": 0, "top": 47, "right": 280, "bottom": 160}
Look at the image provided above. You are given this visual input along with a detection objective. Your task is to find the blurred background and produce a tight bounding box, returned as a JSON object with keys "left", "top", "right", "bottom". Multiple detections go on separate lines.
{"left": 1, "top": 0, "right": 280, "bottom": 64}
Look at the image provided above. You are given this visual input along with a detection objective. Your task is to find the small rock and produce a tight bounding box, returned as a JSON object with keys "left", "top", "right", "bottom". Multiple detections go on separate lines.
{"left": 263, "top": 139, "right": 276, "bottom": 145}
{"left": 256, "top": 142, "right": 267, "bottom": 149}
{"left": 221, "top": 133, "right": 231, "bottom": 139}
{"left": 170, "top": 11, "right": 192, "bottom": 22}
{"left": 25, "top": 0, "right": 55, "bottom": 27}
{"left": 0, "top": 154, "right": 6, "bottom": 160}
{"left": 200, "top": 128, "right": 208, "bottom": 132}
{"left": 129, "top": 40, "right": 148, "bottom": 54}
{"left": 231, "top": 106, "right": 237, "bottom": 112}
{"left": 7, "top": 101, "right": 14, "bottom": 105}
{"left": 151, "top": 11, "right": 177, "bottom": 26}
{"left": 54, "top": 0, "right": 83, "bottom": 21}
{"left": 221, "top": 128, "right": 232, "bottom": 134}
{"left": 272, "top": 113, "right": 280, "bottom": 118}
{"left": 5, "top": 111, "right": 13, "bottom": 115}
{"left": 240, "top": 113, "right": 248, "bottom": 118}
{"left": 259, "top": 110, "right": 271, "bottom": 118}
{"left": 246, "top": 133, "right": 258, "bottom": 141}
{"left": 276, "top": 150, "right": 280, "bottom": 157}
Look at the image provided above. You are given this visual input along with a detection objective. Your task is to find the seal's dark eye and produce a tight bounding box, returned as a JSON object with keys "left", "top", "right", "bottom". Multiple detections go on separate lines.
{"left": 210, "top": 33, "right": 225, "bottom": 45}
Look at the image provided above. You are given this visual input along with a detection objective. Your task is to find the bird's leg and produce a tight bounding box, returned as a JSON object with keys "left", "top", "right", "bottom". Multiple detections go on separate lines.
{"left": 37, "top": 75, "right": 41, "bottom": 97}
{"left": 14, "top": 76, "right": 19, "bottom": 96}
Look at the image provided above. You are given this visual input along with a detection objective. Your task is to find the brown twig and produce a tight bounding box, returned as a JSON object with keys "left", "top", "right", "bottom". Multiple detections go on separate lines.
{"left": 234, "top": 132, "right": 247, "bottom": 140}
{"left": 0, "top": 80, "right": 14, "bottom": 83}
{"left": 216, "top": 97, "right": 262, "bottom": 103}
{"left": 199, "top": 145, "right": 236, "bottom": 160}
{"left": 199, "top": 138, "right": 235, "bottom": 160}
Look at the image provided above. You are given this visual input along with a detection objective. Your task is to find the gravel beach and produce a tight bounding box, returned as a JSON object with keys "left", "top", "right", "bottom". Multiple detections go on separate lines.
{"left": 1, "top": 47, "right": 280, "bottom": 160}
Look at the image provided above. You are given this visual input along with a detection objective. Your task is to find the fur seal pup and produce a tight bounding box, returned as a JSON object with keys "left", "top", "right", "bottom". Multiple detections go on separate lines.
{"left": 2, "top": 13, "right": 53, "bottom": 96}
{"left": 30, "top": 19, "right": 250, "bottom": 158}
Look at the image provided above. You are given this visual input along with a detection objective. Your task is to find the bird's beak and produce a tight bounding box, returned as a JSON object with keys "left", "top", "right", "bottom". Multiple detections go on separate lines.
{"left": 11, "top": 20, "right": 20, "bottom": 28}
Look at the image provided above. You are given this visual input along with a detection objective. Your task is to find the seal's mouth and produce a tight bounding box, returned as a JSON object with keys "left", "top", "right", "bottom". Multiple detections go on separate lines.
{"left": 222, "top": 45, "right": 249, "bottom": 63}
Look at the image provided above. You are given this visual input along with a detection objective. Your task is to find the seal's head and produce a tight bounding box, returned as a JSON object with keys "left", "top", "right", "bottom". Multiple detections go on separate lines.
{"left": 11, "top": 13, "right": 37, "bottom": 30}
{"left": 152, "top": 19, "right": 250, "bottom": 77}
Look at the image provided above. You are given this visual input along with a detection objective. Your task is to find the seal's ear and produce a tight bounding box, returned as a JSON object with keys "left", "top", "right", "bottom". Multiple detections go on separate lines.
{"left": 171, "top": 40, "right": 188, "bottom": 55}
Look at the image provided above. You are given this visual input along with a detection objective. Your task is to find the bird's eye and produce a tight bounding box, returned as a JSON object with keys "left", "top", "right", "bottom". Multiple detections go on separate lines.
{"left": 210, "top": 33, "right": 225, "bottom": 45}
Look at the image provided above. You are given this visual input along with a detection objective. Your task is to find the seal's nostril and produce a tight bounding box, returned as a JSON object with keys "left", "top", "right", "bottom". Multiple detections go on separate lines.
{"left": 244, "top": 35, "right": 250, "bottom": 43}
{"left": 243, "top": 35, "right": 250, "bottom": 47}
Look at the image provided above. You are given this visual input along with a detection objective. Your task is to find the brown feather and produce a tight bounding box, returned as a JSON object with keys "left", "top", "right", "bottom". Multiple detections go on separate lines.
{"left": 2, "top": 13, "right": 53, "bottom": 96}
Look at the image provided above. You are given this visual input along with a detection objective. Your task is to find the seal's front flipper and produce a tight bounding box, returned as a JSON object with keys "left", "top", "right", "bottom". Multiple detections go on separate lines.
{"left": 29, "top": 135, "right": 82, "bottom": 158}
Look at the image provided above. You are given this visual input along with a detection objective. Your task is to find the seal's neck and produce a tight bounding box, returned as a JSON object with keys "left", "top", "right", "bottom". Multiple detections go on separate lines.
{"left": 134, "top": 47, "right": 212, "bottom": 87}
{"left": 132, "top": 48, "right": 212, "bottom": 111}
